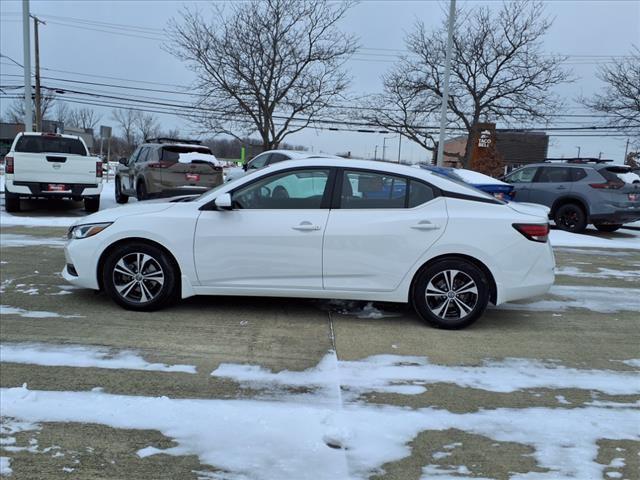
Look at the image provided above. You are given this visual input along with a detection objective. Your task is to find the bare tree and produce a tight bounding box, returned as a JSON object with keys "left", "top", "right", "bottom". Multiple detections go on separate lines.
{"left": 135, "top": 112, "right": 160, "bottom": 141}
{"left": 582, "top": 47, "right": 640, "bottom": 130}
{"left": 367, "top": 1, "right": 570, "bottom": 167}
{"left": 167, "top": 0, "right": 357, "bottom": 150}
{"left": 6, "top": 93, "right": 56, "bottom": 125}
{"left": 112, "top": 108, "right": 139, "bottom": 149}
{"left": 68, "top": 107, "right": 102, "bottom": 131}
{"left": 54, "top": 102, "right": 71, "bottom": 126}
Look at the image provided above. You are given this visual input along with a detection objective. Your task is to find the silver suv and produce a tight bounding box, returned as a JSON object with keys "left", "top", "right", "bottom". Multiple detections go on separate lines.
{"left": 504, "top": 161, "right": 640, "bottom": 233}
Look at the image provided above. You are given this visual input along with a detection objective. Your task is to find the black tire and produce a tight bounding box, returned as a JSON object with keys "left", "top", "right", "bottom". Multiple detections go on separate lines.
{"left": 115, "top": 177, "right": 129, "bottom": 204}
{"left": 102, "top": 242, "right": 178, "bottom": 311}
{"left": 136, "top": 181, "right": 148, "bottom": 201}
{"left": 4, "top": 192, "right": 21, "bottom": 212}
{"left": 412, "top": 259, "right": 490, "bottom": 329}
{"left": 554, "top": 203, "right": 587, "bottom": 233}
{"left": 594, "top": 223, "right": 622, "bottom": 233}
{"left": 84, "top": 196, "right": 100, "bottom": 212}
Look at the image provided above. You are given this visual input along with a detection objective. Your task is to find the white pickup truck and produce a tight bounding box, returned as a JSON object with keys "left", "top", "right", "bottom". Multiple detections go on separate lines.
{"left": 3, "top": 132, "right": 103, "bottom": 213}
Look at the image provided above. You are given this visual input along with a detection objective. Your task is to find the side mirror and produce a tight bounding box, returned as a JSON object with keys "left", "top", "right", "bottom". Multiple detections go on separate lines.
{"left": 118, "top": 157, "right": 128, "bottom": 165}
{"left": 214, "top": 193, "right": 232, "bottom": 210}
{"left": 242, "top": 163, "right": 248, "bottom": 172}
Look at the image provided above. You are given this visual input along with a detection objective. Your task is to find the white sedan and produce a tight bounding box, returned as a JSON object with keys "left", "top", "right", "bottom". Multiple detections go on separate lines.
{"left": 63, "top": 158, "right": 555, "bottom": 329}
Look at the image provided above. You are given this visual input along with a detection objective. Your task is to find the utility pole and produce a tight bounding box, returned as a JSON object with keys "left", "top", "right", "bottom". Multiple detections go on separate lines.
{"left": 22, "top": 0, "right": 32, "bottom": 132}
{"left": 397, "top": 134, "right": 402, "bottom": 163}
{"left": 374, "top": 145, "right": 378, "bottom": 160}
{"left": 382, "top": 135, "right": 394, "bottom": 161}
{"left": 32, "top": 14, "right": 45, "bottom": 131}
{"left": 623, "top": 138, "right": 630, "bottom": 163}
{"left": 436, "top": 0, "right": 456, "bottom": 166}
{"left": 575, "top": 146, "right": 581, "bottom": 158}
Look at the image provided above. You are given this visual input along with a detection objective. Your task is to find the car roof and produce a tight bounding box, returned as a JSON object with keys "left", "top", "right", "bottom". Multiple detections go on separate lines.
{"left": 142, "top": 142, "right": 211, "bottom": 149}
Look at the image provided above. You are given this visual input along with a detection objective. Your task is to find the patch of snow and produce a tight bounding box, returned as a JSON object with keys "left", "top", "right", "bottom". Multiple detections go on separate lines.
{"left": 0, "top": 305, "right": 82, "bottom": 319}
{"left": 421, "top": 464, "right": 490, "bottom": 479}
{"left": 320, "top": 300, "right": 401, "bottom": 319}
{"left": 0, "top": 343, "right": 197, "bottom": 374}
{"left": 0, "top": 234, "right": 65, "bottom": 248}
{"left": 549, "top": 227, "right": 640, "bottom": 250}
{"left": 0, "top": 456, "right": 12, "bottom": 476}
{"left": 178, "top": 152, "right": 224, "bottom": 166}
{"left": 137, "top": 446, "right": 165, "bottom": 458}
{"left": 498, "top": 286, "right": 640, "bottom": 314}
{"left": 617, "top": 172, "right": 640, "bottom": 184}
{"left": 555, "top": 395, "right": 571, "bottom": 405}
{"left": 554, "top": 248, "right": 634, "bottom": 257}
{"left": 212, "top": 353, "right": 640, "bottom": 396}
{"left": 555, "top": 266, "right": 640, "bottom": 280}
{"left": 609, "top": 457, "right": 625, "bottom": 468}
{"left": 454, "top": 169, "right": 508, "bottom": 185}
{"left": 431, "top": 451, "right": 451, "bottom": 459}
{"left": 62, "top": 466, "right": 75, "bottom": 472}
{"left": 606, "top": 472, "right": 622, "bottom": 479}
{"left": 620, "top": 359, "right": 640, "bottom": 368}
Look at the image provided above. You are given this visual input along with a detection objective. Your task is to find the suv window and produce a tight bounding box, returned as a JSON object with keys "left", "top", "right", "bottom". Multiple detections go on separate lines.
{"left": 571, "top": 168, "right": 588, "bottom": 182}
{"left": 506, "top": 167, "right": 537, "bottom": 183}
{"left": 535, "top": 167, "right": 573, "bottom": 183}
{"left": 15, "top": 135, "right": 87, "bottom": 155}
{"left": 136, "top": 147, "right": 150, "bottom": 163}
{"left": 160, "top": 146, "right": 212, "bottom": 164}
{"left": 341, "top": 171, "right": 407, "bottom": 209}
{"left": 233, "top": 168, "right": 330, "bottom": 209}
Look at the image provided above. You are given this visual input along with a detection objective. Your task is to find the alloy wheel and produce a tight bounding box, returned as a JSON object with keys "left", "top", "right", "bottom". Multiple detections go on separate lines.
{"left": 112, "top": 252, "right": 165, "bottom": 303}
{"left": 425, "top": 269, "right": 478, "bottom": 320}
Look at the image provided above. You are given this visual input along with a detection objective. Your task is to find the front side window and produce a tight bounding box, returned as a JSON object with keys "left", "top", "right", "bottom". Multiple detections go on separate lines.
{"left": 536, "top": 167, "right": 572, "bottom": 183}
{"left": 136, "top": 147, "right": 150, "bottom": 164}
{"left": 233, "top": 168, "right": 330, "bottom": 209}
{"left": 506, "top": 167, "right": 537, "bottom": 183}
{"left": 341, "top": 171, "right": 407, "bottom": 208}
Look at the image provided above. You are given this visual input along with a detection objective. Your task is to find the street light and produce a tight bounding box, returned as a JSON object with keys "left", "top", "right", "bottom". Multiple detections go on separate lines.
{"left": 576, "top": 146, "right": 581, "bottom": 158}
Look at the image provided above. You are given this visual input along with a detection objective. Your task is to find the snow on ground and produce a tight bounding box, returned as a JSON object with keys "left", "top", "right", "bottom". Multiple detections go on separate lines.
{"left": 0, "top": 305, "right": 83, "bottom": 319}
{"left": 555, "top": 265, "right": 640, "bottom": 280}
{"left": 549, "top": 227, "right": 640, "bottom": 249}
{"left": 0, "top": 234, "right": 65, "bottom": 248}
{"left": 498, "top": 285, "right": 640, "bottom": 314}
{"left": 0, "top": 456, "right": 12, "bottom": 476}
{"left": 0, "top": 343, "right": 197, "bottom": 374}
{"left": 211, "top": 352, "right": 640, "bottom": 397}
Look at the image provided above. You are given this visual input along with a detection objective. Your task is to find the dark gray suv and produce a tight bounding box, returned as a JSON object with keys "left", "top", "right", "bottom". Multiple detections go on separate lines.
{"left": 504, "top": 161, "right": 640, "bottom": 233}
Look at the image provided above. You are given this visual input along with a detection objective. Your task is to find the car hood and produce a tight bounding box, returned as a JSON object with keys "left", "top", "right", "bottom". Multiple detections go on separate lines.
{"left": 71, "top": 202, "right": 175, "bottom": 227}
{"left": 508, "top": 202, "right": 550, "bottom": 220}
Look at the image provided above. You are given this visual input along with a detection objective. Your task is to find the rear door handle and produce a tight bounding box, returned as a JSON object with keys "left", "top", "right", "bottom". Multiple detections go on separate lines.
{"left": 292, "top": 222, "right": 321, "bottom": 231}
{"left": 411, "top": 220, "right": 440, "bottom": 231}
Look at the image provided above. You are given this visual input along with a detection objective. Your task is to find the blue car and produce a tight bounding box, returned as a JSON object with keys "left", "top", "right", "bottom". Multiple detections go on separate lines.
{"left": 420, "top": 165, "right": 515, "bottom": 201}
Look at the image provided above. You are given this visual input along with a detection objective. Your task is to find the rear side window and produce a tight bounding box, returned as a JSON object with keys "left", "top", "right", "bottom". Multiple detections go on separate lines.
{"left": 408, "top": 181, "right": 435, "bottom": 207}
{"left": 15, "top": 135, "right": 87, "bottom": 155}
{"left": 535, "top": 167, "right": 572, "bottom": 183}
{"left": 160, "top": 146, "right": 212, "bottom": 164}
{"left": 571, "top": 168, "right": 588, "bottom": 182}
{"left": 341, "top": 171, "right": 407, "bottom": 209}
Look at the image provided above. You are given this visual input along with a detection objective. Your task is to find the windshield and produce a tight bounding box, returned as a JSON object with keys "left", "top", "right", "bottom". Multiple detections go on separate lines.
{"left": 15, "top": 135, "right": 88, "bottom": 155}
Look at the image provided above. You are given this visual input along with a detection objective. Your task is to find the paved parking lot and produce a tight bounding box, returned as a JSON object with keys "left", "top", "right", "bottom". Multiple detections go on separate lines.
{"left": 1, "top": 215, "right": 639, "bottom": 479}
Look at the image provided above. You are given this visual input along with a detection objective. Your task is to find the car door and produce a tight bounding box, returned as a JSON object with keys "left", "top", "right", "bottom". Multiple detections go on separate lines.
{"left": 504, "top": 166, "right": 538, "bottom": 202}
{"left": 127, "top": 146, "right": 149, "bottom": 192}
{"left": 323, "top": 169, "right": 447, "bottom": 292}
{"left": 194, "top": 167, "right": 333, "bottom": 289}
{"left": 528, "top": 166, "right": 573, "bottom": 207}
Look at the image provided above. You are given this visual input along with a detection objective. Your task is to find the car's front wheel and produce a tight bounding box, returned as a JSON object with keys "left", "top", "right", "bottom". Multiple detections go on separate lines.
{"left": 102, "top": 242, "right": 178, "bottom": 311}
{"left": 115, "top": 177, "right": 129, "bottom": 204}
{"left": 412, "top": 259, "right": 490, "bottom": 329}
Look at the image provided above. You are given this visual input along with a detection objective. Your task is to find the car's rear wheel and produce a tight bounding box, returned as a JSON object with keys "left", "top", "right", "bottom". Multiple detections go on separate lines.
{"left": 412, "top": 259, "right": 490, "bottom": 329}
{"left": 102, "top": 242, "right": 178, "bottom": 311}
{"left": 84, "top": 196, "right": 100, "bottom": 212}
{"left": 4, "top": 192, "right": 21, "bottom": 212}
{"left": 136, "top": 181, "right": 148, "bottom": 201}
{"left": 594, "top": 223, "right": 622, "bottom": 232}
{"left": 554, "top": 203, "right": 587, "bottom": 233}
{"left": 115, "top": 177, "right": 129, "bottom": 204}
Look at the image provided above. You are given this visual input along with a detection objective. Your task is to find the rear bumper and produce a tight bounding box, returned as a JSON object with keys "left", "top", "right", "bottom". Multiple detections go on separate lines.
{"left": 5, "top": 178, "right": 102, "bottom": 198}
{"left": 590, "top": 210, "right": 640, "bottom": 225}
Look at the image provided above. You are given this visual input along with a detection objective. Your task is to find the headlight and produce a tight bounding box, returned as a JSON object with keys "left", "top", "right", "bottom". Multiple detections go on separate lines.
{"left": 68, "top": 222, "right": 112, "bottom": 240}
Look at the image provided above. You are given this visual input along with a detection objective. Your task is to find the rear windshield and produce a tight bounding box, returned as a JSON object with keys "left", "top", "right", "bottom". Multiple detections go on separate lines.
{"left": 15, "top": 135, "right": 88, "bottom": 155}
{"left": 160, "top": 146, "right": 212, "bottom": 164}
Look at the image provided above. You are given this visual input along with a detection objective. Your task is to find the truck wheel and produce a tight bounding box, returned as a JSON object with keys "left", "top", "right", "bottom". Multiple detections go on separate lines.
{"left": 136, "top": 181, "right": 148, "bottom": 201}
{"left": 84, "top": 196, "right": 100, "bottom": 212}
{"left": 594, "top": 224, "right": 622, "bottom": 233}
{"left": 115, "top": 178, "right": 129, "bottom": 204}
{"left": 5, "top": 192, "right": 21, "bottom": 212}
{"left": 554, "top": 203, "right": 587, "bottom": 233}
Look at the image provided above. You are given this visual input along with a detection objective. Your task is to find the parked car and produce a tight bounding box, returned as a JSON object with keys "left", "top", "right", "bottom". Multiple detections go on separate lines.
{"left": 3, "top": 132, "right": 103, "bottom": 213}
{"left": 63, "top": 158, "right": 555, "bottom": 329}
{"left": 503, "top": 161, "right": 640, "bottom": 233}
{"left": 420, "top": 165, "right": 515, "bottom": 201}
{"left": 114, "top": 138, "right": 224, "bottom": 203}
{"left": 225, "top": 150, "right": 332, "bottom": 182}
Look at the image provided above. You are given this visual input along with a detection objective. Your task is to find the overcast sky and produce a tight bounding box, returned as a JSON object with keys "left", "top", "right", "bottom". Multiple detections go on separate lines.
{"left": 1, "top": 0, "right": 638, "bottom": 162}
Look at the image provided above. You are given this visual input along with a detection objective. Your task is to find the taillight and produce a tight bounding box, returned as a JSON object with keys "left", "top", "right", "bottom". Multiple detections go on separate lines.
{"left": 96, "top": 161, "right": 103, "bottom": 178}
{"left": 513, "top": 223, "right": 549, "bottom": 243}
{"left": 147, "top": 162, "right": 169, "bottom": 169}
{"left": 5, "top": 156, "right": 14, "bottom": 174}
{"left": 589, "top": 181, "right": 624, "bottom": 190}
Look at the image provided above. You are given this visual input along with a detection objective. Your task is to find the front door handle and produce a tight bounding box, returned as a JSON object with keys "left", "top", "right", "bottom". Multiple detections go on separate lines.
{"left": 411, "top": 220, "right": 440, "bottom": 231}
{"left": 292, "top": 222, "right": 321, "bottom": 231}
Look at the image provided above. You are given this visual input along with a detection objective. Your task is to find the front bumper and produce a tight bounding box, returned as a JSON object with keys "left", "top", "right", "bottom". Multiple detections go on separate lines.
{"left": 591, "top": 210, "right": 640, "bottom": 225}
{"left": 62, "top": 240, "right": 101, "bottom": 290}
